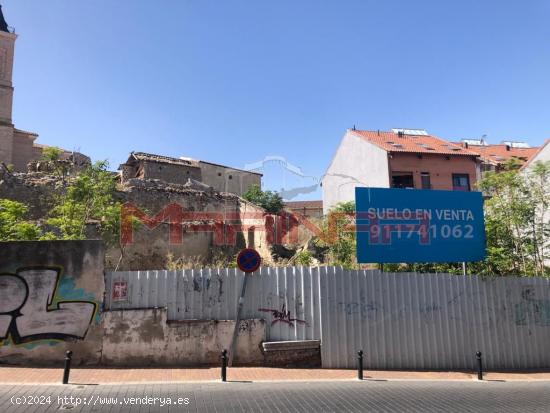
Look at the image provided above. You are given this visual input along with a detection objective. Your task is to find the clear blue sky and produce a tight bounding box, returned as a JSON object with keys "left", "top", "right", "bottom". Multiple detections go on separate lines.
{"left": 3, "top": 0, "right": 550, "bottom": 200}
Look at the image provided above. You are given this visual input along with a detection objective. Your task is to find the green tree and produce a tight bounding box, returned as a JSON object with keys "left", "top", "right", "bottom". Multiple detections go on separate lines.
{"left": 242, "top": 184, "right": 284, "bottom": 214}
{"left": 44, "top": 161, "right": 121, "bottom": 245}
{"left": 41, "top": 146, "right": 64, "bottom": 162}
{"left": 0, "top": 199, "right": 40, "bottom": 241}
{"left": 386, "top": 160, "right": 550, "bottom": 276}
{"left": 314, "top": 201, "right": 356, "bottom": 268}
{"left": 41, "top": 146, "right": 70, "bottom": 181}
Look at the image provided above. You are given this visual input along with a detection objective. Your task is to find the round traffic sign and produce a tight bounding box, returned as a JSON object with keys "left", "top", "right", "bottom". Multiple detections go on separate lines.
{"left": 236, "top": 248, "right": 261, "bottom": 273}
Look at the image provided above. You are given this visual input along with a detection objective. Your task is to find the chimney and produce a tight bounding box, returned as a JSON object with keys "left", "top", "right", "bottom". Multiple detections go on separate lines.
{"left": 506, "top": 144, "right": 511, "bottom": 151}
{"left": 464, "top": 142, "right": 469, "bottom": 149}
{"left": 397, "top": 131, "right": 404, "bottom": 138}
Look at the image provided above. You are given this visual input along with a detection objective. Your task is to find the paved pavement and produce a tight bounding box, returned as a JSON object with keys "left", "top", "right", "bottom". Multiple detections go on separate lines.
{"left": 2, "top": 366, "right": 550, "bottom": 384}
{"left": 2, "top": 380, "right": 550, "bottom": 412}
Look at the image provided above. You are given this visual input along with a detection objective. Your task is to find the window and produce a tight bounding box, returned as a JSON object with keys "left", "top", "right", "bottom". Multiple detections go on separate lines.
{"left": 391, "top": 172, "right": 414, "bottom": 189}
{"left": 452, "top": 174, "right": 470, "bottom": 191}
{"left": 421, "top": 172, "right": 431, "bottom": 189}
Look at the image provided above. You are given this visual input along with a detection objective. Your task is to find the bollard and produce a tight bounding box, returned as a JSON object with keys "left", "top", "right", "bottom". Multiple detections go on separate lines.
{"left": 221, "top": 349, "right": 228, "bottom": 382}
{"left": 357, "top": 350, "right": 364, "bottom": 380}
{"left": 62, "top": 351, "right": 72, "bottom": 384}
{"left": 476, "top": 351, "right": 483, "bottom": 381}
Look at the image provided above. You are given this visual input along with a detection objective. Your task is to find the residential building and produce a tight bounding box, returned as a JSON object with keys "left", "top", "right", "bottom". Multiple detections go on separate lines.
{"left": 119, "top": 152, "right": 262, "bottom": 197}
{"left": 284, "top": 200, "right": 323, "bottom": 219}
{"left": 0, "top": 6, "right": 86, "bottom": 172}
{"left": 455, "top": 138, "right": 539, "bottom": 174}
{"left": 523, "top": 139, "right": 550, "bottom": 167}
{"left": 322, "top": 128, "right": 481, "bottom": 214}
{"left": 522, "top": 139, "right": 550, "bottom": 266}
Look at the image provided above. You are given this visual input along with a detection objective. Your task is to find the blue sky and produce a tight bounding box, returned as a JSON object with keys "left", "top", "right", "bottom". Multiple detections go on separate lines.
{"left": 3, "top": 0, "right": 550, "bottom": 200}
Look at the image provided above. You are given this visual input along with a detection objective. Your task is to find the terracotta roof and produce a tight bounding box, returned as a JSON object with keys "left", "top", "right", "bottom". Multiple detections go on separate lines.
{"left": 465, "top": 144, "right": 539, "bottom": 166}
{"left": 285, "top": 200, "right": 323, "bottom": 209}
{"left": 351, "top": 130, "right": 480, "bottom": 156}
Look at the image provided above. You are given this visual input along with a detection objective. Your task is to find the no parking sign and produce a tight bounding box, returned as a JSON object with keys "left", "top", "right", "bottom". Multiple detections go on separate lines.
{"left": 236, "top": 248, "right": 261, "bottom": 273}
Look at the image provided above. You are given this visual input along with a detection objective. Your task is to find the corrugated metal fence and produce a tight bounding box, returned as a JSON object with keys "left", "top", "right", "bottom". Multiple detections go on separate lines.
{"left": 106, "top": 267, "right": 550, "bottom": 370}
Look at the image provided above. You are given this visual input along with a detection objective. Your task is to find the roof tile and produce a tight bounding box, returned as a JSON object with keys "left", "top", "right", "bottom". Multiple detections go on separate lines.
{"left": 351, "top": 130, "right": 480, "bottom": 156}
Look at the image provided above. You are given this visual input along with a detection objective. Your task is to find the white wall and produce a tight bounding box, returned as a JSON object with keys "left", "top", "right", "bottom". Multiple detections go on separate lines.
{"left": 524, "top": 140, "right": 550, "bottom": 266}
{"left": 322, "top": 130, "right": 389, "bottom": 214}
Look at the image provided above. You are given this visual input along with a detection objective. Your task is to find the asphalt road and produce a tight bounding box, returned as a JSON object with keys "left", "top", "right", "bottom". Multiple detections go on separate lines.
{"left": 1, "top": 380, "right": 550, "bottom": 412}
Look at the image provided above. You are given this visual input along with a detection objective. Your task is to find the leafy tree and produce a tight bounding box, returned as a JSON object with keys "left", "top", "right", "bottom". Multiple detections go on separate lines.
{"left": 242, "top": 184, "right": 284, "bottom": 214}
{"left": 44, "top": 161, "right": 121, "bottom": 245}
{"left": 41, "top": 146, "right": 64, "bottom": 162}
{"left": 386, "top": 160, "right": 550, "bottom": 276}
{"left": 314, "top": 201, "right": 356, "bottom": 268}
{"left": 41, "top": 146, "right": 70, "bottom": 181}
{"left": 0, "top": 199, "right": 40, "bottom": 241}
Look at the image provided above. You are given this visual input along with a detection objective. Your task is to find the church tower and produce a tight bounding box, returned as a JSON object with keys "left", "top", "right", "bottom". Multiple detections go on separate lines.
{"left": 0, "top": 4, "right": 16, "bottom": 165}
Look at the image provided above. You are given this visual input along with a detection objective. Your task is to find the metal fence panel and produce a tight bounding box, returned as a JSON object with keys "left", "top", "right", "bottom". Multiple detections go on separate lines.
{"left": 105, "top": 266, "right": 321, "bottom": 342}
{"left": 319, "top": 269, "right": 550, "bottom": 369}
{"left": 106, "top": 267, "right": 550, "bottom": 369}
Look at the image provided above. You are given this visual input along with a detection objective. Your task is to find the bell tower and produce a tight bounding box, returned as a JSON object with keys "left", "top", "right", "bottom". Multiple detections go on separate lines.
{"left": 0, "top": 4, "right": 16, "bottom": 165}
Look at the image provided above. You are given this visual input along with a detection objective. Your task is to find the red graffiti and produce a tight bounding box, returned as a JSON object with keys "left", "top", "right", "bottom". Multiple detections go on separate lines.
{"left": 258, "top": 304, "right": 306, "bottom": 327}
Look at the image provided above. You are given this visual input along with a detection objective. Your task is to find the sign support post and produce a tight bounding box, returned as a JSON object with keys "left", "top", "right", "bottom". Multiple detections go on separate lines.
{"left": 228, "top": 248, "right": 261, "bottom": 367}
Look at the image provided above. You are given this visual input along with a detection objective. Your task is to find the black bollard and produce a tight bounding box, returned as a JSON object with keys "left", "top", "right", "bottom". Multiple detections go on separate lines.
{"left": 221, "top": 349, "right": 228, "bottom": 382}
{"left": 62, "top": 351, "right": 72, "bottom": 384}
{"left": 476, "top": 351, "right": 483, "bottom": 381}
{"left": 357, "top": 350, "right": 364, "bottom": 380}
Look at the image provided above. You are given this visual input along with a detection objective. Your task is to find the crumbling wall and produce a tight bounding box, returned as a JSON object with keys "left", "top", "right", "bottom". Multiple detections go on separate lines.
{"left": 101, "top": 308, "right": 265, "bottom": 366}
{"left": 0, "top": 173, "right": 288, "bottom": 270}
{"left": 107, "top": 179, "right": 271, "bottom": 270}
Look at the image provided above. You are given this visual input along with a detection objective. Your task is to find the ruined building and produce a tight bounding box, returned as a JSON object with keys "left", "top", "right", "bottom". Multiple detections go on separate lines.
{"left": 119, "top": 152, "right": 262, "bottom": 197}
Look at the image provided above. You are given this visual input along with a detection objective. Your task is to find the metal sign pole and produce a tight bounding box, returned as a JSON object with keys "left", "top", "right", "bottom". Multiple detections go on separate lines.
{"left": 228, "top": 271, "right": 249, "bottom": 367}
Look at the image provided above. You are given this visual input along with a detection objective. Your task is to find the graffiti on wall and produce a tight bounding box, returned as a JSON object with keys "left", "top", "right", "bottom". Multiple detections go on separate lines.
{"left": 0, "top": 267, "right": 98, "bottom": 345}
{"left": 258, "top": 304, "right": 306, "bottom": 327}
{"left": 514, "top": 287, "right": 550, "bottom": 326}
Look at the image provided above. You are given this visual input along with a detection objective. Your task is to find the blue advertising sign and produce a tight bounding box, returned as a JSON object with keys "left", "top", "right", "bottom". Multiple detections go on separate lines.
{"left": 355, "top": 188, "right": 485, "bottom": 263}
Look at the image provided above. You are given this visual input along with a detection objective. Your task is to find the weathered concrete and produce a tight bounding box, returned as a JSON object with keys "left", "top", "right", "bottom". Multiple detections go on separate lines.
{"left": 262, "top": 340, "right": 321, "bottom": 368}
{"left": 0, "top": 240, "right": 105, "bottom": 366}
{"left": 101, "top": 308, "right": 265, "bottom": 366}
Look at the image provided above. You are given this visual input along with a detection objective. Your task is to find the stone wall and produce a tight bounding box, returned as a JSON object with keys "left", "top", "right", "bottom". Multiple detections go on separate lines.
{"left": 198, "top": 161, "right": 262, "bottom": 196}
{"left": 108, "top": 179, "right": 271, "bottom": 270}
{"left": 0, "top": 240, "right": 105, "bottom": 366}
{"left": 141, "top": 161, "right": 202, "bottom": 186}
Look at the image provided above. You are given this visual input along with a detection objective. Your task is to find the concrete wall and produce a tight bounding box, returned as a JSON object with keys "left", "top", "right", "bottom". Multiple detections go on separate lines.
{"left": 322, "top": 130, "right": 390, "bottom": 213}
{"left": 199, "top": 161, "right": 262, "bottom": 196}
{"left": 101, "top": 308, "right": 265, "bottom": 366}
{"left": 389, "top": 152, "right": 479, "bottom": 191}
{"left": 0, "top": 240, "right": 105, "bottom": 366}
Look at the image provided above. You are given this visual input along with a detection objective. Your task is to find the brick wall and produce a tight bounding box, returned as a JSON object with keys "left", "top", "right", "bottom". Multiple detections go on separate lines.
{"left": 389, "top": 153, "right": 479, "bottom": 191}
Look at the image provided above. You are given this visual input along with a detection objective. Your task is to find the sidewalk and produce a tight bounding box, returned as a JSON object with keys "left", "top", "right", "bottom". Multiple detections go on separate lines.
{"left": 2, "top": 366, "right": 550, "bottom": 385}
